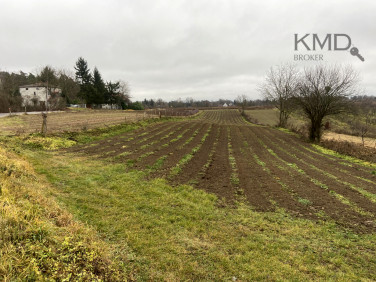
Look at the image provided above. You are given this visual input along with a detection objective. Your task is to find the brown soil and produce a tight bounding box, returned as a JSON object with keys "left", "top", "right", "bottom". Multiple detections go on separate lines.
{"left": 132, "top": 122, "right": 203, "bottom": 168}
{"left": 170, "top": 124, "right": 219, "bottom": 185}
{"left": 148, "top": 123, "right": 211, "bottom": 175}
{"left": 236, "top": 125, "right": 315, "bottom": 217}
{"left": 68, "top": 121, "right": 176, "bottom": 155}
{"left": 197, "top": 125, "right": 235, "bottom": 202}
{"left": 250, "top": 126, "right": 376, "bottom": 231}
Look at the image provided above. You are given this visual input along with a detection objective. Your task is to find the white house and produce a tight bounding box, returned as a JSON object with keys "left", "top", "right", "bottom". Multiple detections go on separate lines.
{"left": 19, "top": 83, "right": 62, "bottom": 107}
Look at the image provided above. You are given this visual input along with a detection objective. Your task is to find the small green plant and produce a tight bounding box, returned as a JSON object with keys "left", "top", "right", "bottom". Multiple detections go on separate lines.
{"left": 298, "top": 197, "right": 312, "bottom": 206}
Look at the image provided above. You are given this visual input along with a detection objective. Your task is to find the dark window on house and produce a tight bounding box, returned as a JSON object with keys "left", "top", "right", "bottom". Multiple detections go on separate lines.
{"left": 34, "top": 92, "right": 36, "bottom": 96}
{"left": 26, "top": 88, "right": 28, "bottom": 90}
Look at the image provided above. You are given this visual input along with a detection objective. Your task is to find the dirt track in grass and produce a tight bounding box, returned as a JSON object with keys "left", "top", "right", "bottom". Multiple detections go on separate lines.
{"left": 68, "top": 109, "right": 376, "bottom": 233}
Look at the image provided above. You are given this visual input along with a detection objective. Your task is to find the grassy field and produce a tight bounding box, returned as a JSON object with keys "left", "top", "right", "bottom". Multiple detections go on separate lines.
{"left": 244, "top": 108, "right": 280, "bottom": 126}
{"left": 0, "top": 109, "right": 158, "bottom": 135}
{"left": 245, "top": 108, "right": 376, "bottom": 148}
{"left": 1, "top": 110, "right": 376, "bottom": 280}
{"left": 244, "top": 108, "right": 306, "bottom": 128}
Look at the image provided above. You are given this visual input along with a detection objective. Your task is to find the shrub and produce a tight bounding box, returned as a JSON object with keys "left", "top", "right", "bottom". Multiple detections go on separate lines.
{"left": 320, "top": 139, "right": 376, "bottom": 163}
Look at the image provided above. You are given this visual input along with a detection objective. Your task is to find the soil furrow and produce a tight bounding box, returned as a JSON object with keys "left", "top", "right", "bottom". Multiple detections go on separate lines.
{"left": 271, "top": 132, "right": 376, "bottom": 193}
{"left": 67, "top": 121, "right": 175, "bottom": 155}
{"left": 264, "top": 127, "right": 375, "bottom": 176}
{"left": 102, "top": 122, "right": 191, "bottom": 159}
{"left": 229, "top": 125, "right": 275, "bottom": 211}
{"left": 147, "top": 122, "right": 211, "bottom": 176}
{"left": 257, "top": 128, "right": 376, "bottom": 214}
{"left": 170, "top": 124, "right": 220, "bottom": 185}
{"left": 238, "top": 126, "right": 319, "bottom": 217}
{"left": 133, "top": 122, "right": 204, "bottom": 169}
{"left": 197, "top": 125, "right": 235, "bottom": 203}
{"left": 248, "top": 127, "right": 376, "bottom": 232}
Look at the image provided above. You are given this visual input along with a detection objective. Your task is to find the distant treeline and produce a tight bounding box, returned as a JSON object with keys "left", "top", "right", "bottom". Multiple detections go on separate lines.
{"left": 1, "top": 63, "right": 375, "bottom": 114}
{"left": 140, "top": 97, "right": 273, "bottom": 109}
{"left": 0, "top": 57, "right": 131, "bottom": 112}
{"left": 139, "top": 95, "right": 376, "bottom": 111}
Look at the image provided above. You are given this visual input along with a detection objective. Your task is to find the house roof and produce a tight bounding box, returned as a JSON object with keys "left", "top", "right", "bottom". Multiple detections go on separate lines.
{"left": 19, "top": 83, "right": 60, "bottom": 88}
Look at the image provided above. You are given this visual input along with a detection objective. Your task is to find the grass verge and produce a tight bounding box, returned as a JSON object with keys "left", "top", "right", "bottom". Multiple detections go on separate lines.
{"left": 19, "top": 146, "right": 376, "bottom": 281}
{"left": 0, "top": 146, "right": 128, "bottom": 280}
{"left": 312, "top": 144, "right": 376, "bottom": 170}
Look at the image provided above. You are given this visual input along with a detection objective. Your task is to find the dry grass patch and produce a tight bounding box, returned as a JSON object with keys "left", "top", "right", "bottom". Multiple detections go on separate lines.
{"left": 323, "top": 131, "right": 376, "bottom": 149}
{"left": 0, "top": 146, "right": 129, "bottom": 280}
{"left": 0, "top": 110, "right": 158, "bottom": 135}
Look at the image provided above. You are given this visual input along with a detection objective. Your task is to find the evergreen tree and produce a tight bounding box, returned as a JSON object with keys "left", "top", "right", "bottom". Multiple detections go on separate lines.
{"left": 74, "top": 57, "right": 94, "bottom": 104}
{"left": 93, "top": 67, "right": 106, "bottom": 104}
{"left": 38, "top": 66, "right": 58, "bottom": 85}
{"left": 105, "top": 80, "right": 130, "bottom": 108}
{"left": 105, "top": 81, "right": 120, "bottom": 104}
{"left": 74, "top": 57, "right": 91, "bottom": 85}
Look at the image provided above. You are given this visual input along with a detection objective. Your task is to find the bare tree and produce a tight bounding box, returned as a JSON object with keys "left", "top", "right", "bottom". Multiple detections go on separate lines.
{"left": 37, "top": 66, "right": 59, "bottom": 111}
{"left": 259, "top": 64, "right": 299, "bottom": 127}
{"left": 236, "top": 94, "right": 248, "bottom": 113}
{"left": 156, "top": 98, "right": 167, "bottom": 108}
{"left": 185, "top": 97, "right": 194, "bottom": 107}
{"left": 118, "top": 80, "right": 131, "bottom": 101}
{"left": 295, "top": 65, "right": 359, "bottom": 142}
{"left": 57, "top": 69, "right": 80, "bottom": 104}
{"left": 351, "top": 113, "right": 373, "bottom": 146}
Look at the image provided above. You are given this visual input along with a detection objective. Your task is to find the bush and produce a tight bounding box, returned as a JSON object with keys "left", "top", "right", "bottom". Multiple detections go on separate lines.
{"left": 127, "top": 102, "right": 144, "bottom": 110}
{"left": 320, "top": 139, "right": 376, "bottom": 163}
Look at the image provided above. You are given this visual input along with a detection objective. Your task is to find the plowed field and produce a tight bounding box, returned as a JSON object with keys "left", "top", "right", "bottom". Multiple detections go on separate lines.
{"left": 71, "top": 109, "right": 376, "bottom": 232}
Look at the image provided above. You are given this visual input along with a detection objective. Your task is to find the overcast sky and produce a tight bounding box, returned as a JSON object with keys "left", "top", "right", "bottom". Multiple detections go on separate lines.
{"left": 0, "top": 0, "right": 375, "bottom": 101}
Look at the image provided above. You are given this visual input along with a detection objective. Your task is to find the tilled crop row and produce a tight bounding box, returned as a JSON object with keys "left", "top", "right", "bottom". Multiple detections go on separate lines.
{"left": 244, "top": 126, "right": 376, "bottom": 231}
{"left": 73, "top": 109, "right": 376, "bottom": 232}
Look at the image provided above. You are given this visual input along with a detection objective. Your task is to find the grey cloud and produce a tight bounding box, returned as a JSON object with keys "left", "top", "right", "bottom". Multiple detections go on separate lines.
{"left": 0, "top": 0, "right": 375, "bottom": 101}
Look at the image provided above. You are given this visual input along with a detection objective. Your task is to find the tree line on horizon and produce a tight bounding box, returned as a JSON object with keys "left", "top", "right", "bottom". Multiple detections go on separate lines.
{"left": 140, "top": 97, "right": 273, "bottom": 109}
{"left": 0, "top": 57, "right": 131, "bottom": 112}
{"left": 0, "top": 57, "right": 271, "bottom": 113}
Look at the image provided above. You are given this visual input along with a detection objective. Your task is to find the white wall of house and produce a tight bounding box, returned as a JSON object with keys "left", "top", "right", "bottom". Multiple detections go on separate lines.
{"left": 20, "top": 86, "right": 47, "bottom": 106}
{"left": 101, "top": 104, "right": 121, "bottom": 110}
{"left": 20, "top": 85, "right": 61, "bottom": 107}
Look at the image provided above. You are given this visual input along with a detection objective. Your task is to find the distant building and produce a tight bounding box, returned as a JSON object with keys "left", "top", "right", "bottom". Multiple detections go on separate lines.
{"left": 100, "top": 104, "right": 122, "bottom": 110}
{"left": 223, "top": 103, "right": 228, "bottom": 107}
{"left": 19, "top": 83, "right": 62, "bottom": 107}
